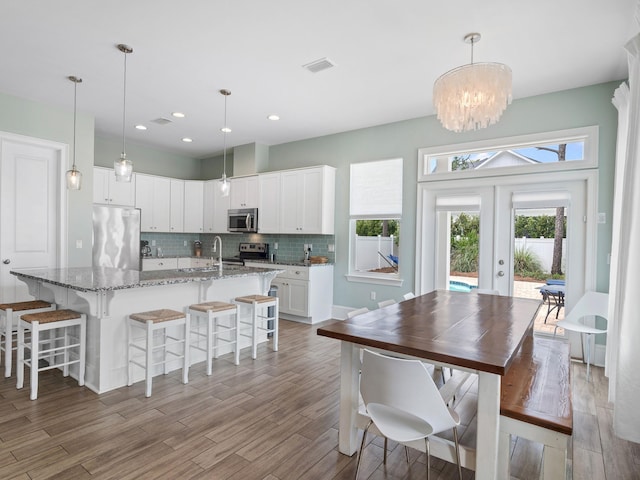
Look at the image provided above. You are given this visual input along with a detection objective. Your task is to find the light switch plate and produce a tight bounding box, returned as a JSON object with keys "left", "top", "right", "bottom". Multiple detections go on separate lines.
{"left": 75, "top": 239, "right": 82, "bottom": 249}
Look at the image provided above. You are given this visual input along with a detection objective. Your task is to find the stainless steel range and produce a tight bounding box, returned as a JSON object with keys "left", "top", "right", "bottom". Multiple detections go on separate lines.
{"left": 223, "top": 242, "right": 269, "bottom": 265}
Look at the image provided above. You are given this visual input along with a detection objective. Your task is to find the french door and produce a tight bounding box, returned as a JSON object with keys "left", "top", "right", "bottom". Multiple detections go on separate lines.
{"left": 416, "top": 170, "right": 597, "bottom": 347}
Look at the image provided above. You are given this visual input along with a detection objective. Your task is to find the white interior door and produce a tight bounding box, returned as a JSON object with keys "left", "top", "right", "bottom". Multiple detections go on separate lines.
{"left": 0, "top": 137, "right": 61, "bottom": 302}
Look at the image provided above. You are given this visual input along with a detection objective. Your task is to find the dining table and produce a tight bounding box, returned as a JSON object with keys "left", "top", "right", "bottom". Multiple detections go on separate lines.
{"left": 317, "top": 290, "right": 541, "bottom": 480}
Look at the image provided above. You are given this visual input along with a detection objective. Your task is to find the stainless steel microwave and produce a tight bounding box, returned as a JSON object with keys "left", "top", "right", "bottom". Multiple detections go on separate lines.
{"left": 228, "top": 208, "right": 258, "bottom": 233}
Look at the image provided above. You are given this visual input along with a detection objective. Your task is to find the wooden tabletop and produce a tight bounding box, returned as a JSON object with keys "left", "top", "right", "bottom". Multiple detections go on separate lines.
{"left": 317, "top": 290, "right": 541, "bottom": 375}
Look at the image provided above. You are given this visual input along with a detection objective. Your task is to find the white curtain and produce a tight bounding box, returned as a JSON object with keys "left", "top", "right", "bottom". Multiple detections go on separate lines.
{"left": 608, "top": 34, "right": 640, "bottom": 442}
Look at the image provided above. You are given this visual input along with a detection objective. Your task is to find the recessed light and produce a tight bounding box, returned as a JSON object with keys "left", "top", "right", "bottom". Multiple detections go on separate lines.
{"left": 182, "top": 137, "right": 193, "bottom": 143}
{"left": 221, "top": 127, "right": 232, "bottom": 133}
{"left": 135, "top": 124, "right": 147, "bottom": 130}
{"left": 172, "top": 112, "right": 185, "bottom": 118}
{"left": 267, "top": 114, "right": 280, "bottom": 121}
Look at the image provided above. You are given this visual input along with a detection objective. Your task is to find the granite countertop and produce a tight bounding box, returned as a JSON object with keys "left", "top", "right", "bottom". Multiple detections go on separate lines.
{"left": 243, "top": 259, "right": 334, "bottom": 267}
{"left": 10, "top": 265, "right": 284, "bottom": 293}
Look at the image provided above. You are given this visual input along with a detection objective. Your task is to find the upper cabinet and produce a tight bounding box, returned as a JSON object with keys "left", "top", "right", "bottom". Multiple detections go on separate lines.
{"left": 135, "top": 174, "right": 171, "bottom": 232}
{"left": 203, "top": 179, "right": 230, "bottom": 234}
{"left": 93, "top": 167, "right": 136, "bottom": 206}
{"left": 169, "top": 179, "right": 185, "bottom": 233}
{"left": 258, "top": 173, "right": 280, "bottom": 234}
{"left": 229, "top": 175, "right": 259, "bottom": 209}
{"left": 184, "top": 180, "right": 204, "bottom": 233}
{"left": 279, "top": 166, "right": 336, "bottom": 234}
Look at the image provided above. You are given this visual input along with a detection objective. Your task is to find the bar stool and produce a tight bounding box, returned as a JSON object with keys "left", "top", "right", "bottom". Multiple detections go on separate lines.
{"left": 234, "top": 295, "right": 279, "bottom": 360}
{"left": 188, "top": 301, "right": 239, "bottom": 373}
{"left": 16, "top": 309, "right": 86, "bottom": 400}
{"left": 127, "top": 309, "right": 190, "bottom": 397}
{"left": 0, "top": 300, "right": 55, "bottom": 377}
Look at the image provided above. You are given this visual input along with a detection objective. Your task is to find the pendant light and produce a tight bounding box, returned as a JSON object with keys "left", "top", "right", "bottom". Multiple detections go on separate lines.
{"left": 114, "top": 44, "right": 133, "bottom": 182}
{"left": 66, "top": 76, "right": 83, "bottom": 190}
{"left": 219, "top": 89, "right": 231, "bottom": 197}
{"left": 433, "top": 33, "right": 512, "bottom": 132}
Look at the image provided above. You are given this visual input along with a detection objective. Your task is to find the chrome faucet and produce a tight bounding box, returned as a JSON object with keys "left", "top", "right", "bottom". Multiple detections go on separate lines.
{"left": 212, "top": 236, "right": 223, "bottom": 269}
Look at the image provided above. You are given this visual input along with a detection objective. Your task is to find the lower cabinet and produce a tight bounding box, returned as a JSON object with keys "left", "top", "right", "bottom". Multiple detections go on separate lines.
{"left": 142, "top": 258, "right": 178, "bottom": 271}
{"left": 245, "top": 263, "right": 334, "bottom": 324}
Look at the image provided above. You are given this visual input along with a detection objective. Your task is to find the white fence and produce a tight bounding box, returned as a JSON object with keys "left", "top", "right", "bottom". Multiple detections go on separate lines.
{"left": 515, "top": 237, "right": 566, "bottom": 273}
{"left": 355, "top": 235, "right": 396, "bottom": 271}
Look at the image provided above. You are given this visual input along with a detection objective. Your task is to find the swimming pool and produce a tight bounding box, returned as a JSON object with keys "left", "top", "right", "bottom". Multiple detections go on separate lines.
{"left": 449, "top": 280, "right": 477, "bottom": 292}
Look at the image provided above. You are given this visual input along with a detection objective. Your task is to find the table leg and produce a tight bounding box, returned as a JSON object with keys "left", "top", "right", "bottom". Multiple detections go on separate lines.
{"left": 338, "top": 341, "right": 360, "bottom": 455}
{"left": 476, "top": 371, "right": 501, "bottom": 479}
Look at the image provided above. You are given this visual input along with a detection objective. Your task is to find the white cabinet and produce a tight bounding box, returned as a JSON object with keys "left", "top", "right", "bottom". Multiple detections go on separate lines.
{"left": 142, "top": 257, "right": 178, "bottom": 271}
{"left": 230, "top": 175, "right": 259, "bottom": 209}
{"left": 258, "top": 173, "right": 280, "bottom": 234}
{"left": 93, "top": 167, "right": 136, "bottom": 206}
{"left": 135, "top": 174, "right": 171, "bottom": 232}
{"left": 169, "top": 179, "right": 184, "bottom": 233}
{"left": 244, "top": 262, "right": 334, "bottom": 324}
{"left": 184, "top": 180, "right": 204, "bottom": 233}
{"left": 176, "top": 257, "right": 213, "bottom": 269}
{"left": 279, "top": 166, "right": 335, "bottom": 234}
{"left": 204, "top": 179, "right": 230, "bottom": 233}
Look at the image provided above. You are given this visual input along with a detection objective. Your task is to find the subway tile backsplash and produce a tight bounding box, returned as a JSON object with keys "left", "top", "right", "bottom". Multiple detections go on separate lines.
{"left": 140, "top": 232, "right": 335, "bottom": 263}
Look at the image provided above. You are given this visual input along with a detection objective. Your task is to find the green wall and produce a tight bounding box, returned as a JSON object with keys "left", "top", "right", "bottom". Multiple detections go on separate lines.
{"left": 94, "top": 136, "right": 202, "bottom": 180}
{"left": 0, "top": 92, "right": 94, "bottom": 267}
{"left": 268, "top": 81, "right": 621, "bottom": 309}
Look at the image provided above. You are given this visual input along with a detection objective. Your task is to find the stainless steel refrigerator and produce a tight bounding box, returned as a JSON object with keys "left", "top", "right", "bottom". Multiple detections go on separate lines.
{"left": 92, "top": 205, "right": 142, "bottom": 270}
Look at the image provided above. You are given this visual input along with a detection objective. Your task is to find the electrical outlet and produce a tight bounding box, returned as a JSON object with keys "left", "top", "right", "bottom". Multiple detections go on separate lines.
{"left": 75, "top": 239, "right": 82, "bottom": 249}
{"left": 303, "top": 243, "right": 309, "bottom": 251}
{"left": 184, "top": 240, "right": 188, "bottom": 246}
{"left": 598, "top": 212, "right": 606, "bottom": 224}
{"left": 328, "top": 244, "right": 335, "bottom": 252}
{"left": 370, "top": 291, "right": 376, "bottom": 300}
{"left": 274, "top": 242, "right": 278, "bottom": 249}
{"left": 151, "top": 240, "right": 156, "bottom": 246}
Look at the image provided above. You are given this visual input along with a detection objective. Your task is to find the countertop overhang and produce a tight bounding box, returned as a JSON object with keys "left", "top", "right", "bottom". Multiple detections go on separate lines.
{"left": 10, "top": 266, "right": 284, "bottom": 293}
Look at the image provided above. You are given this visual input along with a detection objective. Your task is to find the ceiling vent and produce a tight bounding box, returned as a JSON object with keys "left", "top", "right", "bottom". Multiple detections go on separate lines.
{"left": 151, "top": 117, "right": 172, "bottom": 125}
{"left": 302, "top": 57, "right": 336, "bottom": 73}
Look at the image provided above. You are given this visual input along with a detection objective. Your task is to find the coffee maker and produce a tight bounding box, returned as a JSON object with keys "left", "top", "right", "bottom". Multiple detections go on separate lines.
{"left": 140, "top": 240, "right": 151, "bottom": 257}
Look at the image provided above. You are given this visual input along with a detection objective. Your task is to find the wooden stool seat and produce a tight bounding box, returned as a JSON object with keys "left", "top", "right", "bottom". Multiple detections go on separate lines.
{"left": 127, "top": 308, "right": 189, "bottom": 397}
{"left": 234, "top": 294, "right": 279, "bottom": 360}
{"left": 189, "top": 301, "right": 239, "bottom": 372}
{"left": 16, "top": 308, "right": 86, "bottom": 400}
{"left": 130, "top": 309, "right": 185, "bottom": 323}
{"left": 21, "top": 309, "right": 81, "bottom": 323}
{"left": 235, "top": 295, "right": 274, "bottom": 304}
{"left": 0, "top": 301, "right": 55, "bottom": 378}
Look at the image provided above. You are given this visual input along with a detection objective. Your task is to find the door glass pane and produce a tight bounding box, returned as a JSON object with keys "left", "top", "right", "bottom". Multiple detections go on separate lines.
{"left": 449, "top": 211, "right": 479, "bottom": 291}
{"left": 512, "top": 207, "right": 565, "bottom": 334}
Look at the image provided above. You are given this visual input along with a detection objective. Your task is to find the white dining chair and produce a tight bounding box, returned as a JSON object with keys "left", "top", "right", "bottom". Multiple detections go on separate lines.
{"left": 347, "top": 307, "right": 369, "bottom": 319}
{"left": 356, "top": 349, "right": 463, "bottom": 480}
{"left": 553, "top": 291, "right": 608, "bottom": 381}
{"left": 377, "top": 299, "right": 396, "bottom": 308}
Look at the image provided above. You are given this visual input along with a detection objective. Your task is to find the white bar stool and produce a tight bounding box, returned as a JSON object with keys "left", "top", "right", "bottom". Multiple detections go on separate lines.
{"left": 188, "top": 301, "right": 239, "bottom": 373}
{"left": 0, "top": 300, "right": 55, "bottom": 378}
{"left": 234, "top": 294, "right": 279, "bottom": 360}
{"left": 16, "top": 309, "right": 86, "bottom": 400}
{"left": 127, "top": 309, "right": 190, "bottom": 397}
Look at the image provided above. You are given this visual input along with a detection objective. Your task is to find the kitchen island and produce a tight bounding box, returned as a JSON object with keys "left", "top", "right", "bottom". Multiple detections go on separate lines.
{"left": 11, "top": 265, "right": 283, "bottom": 394}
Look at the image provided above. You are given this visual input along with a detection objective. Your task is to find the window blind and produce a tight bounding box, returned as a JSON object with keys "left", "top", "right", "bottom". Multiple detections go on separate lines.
{"left": 350, "top": 158, "right": 403, "bottom": 217}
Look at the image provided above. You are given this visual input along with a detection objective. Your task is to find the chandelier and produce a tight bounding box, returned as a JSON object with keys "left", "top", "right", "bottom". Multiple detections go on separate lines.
{"left": 219, "top": 89, "right": 231, "bottom": 197}
{"left": 433, "top": 33, "right": 512, "bottom": 133}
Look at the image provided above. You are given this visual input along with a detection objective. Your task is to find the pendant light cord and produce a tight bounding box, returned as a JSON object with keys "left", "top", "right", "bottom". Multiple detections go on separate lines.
{"left": 122, "top": 51, "right": 128, "bottom": 156}
{"left": 470, "top": 37, "right": 475, "bottom": 65}
{"left": 223, "top": 93, "right": 227, "bottom": 175}
{"left": 72, "top": 79, "right": 78, "bottom": 170}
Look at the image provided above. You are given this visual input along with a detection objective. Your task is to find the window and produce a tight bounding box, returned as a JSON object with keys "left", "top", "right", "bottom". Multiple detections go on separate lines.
{"left": 347, "top": 158, "right": 403, "bottom": 285}
{"left": 418, "top": 126, "right": 598, "bottom": 181}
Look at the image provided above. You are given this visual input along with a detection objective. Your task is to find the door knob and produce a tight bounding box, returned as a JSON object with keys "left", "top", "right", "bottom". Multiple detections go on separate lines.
{"left": 2, "top": 259, "right": 10, "bottom": 264}
{"left": 497, "top": 271, "right": 504, "bottom": 277}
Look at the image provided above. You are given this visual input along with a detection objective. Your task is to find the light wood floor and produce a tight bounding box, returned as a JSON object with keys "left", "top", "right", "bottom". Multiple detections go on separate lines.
{"left": 0, "top": 320, "right": 638, "bottom": 479}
